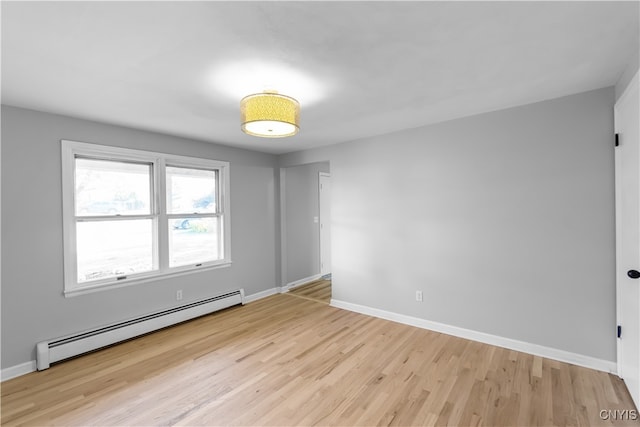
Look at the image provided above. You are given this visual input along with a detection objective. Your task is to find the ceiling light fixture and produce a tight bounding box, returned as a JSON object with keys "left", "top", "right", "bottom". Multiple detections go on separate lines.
{"left": 240, "top": 91, "right": 300, "bottom": 138}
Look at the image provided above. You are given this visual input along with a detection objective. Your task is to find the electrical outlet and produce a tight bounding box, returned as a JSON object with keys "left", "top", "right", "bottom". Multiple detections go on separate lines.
{"left": 415, "top": 290, "right": 423, "bottom": 302}
{"left": 176, "top": 290, "right": 183, "bottom": 301}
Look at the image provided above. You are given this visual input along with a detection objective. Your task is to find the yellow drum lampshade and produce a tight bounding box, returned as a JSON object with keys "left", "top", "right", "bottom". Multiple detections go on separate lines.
{"left": 240, "top": 91, "right": 300, "bottom": 138}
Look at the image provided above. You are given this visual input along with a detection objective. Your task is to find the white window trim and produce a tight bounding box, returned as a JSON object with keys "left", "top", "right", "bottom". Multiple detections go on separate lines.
{"left": 61, "top": 140, "right": 232, "bottom": 297}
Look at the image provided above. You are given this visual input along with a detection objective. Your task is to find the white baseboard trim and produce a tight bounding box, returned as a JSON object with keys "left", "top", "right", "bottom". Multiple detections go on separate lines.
{"left": 1, "top": 360, "right": 37, "bottom": 382}
{"left": 243, "top": 287, "right": 280, "bottom": 304}
{"left": 330, "top": 299, "right": 617, "bottom": 374}
{"left": 281, "top": 274, "right": 323, "bottom": 293}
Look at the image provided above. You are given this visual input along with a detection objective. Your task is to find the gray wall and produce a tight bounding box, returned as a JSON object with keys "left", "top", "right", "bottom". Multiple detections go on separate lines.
{"left": 281, "top": 87, "right": 617, "bottom": 362}
{"left": 283, "top": 162, "right": 330, "bottom": 284}
{"left": 1, "top": 106, "right": 280, "bottom": 368}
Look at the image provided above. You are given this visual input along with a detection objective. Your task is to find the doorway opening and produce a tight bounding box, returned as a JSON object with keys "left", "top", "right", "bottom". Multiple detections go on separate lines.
{"left": 281, "top": 162, "right": 331, "bottom": 303}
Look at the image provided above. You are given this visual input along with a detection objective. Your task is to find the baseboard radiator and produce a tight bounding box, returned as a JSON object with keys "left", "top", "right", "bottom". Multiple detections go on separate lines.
{"left": 36, "top": 289, "right": 244, "bottom": 371}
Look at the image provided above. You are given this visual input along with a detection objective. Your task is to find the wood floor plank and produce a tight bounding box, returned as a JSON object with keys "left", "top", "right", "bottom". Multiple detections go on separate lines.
{"left": 1, "top": 293, "right": 637, "bottom": 426}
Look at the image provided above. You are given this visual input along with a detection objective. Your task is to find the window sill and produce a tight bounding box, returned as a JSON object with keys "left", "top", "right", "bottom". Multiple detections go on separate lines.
{"left": 64, "top": 261, "right": 233, "bottom": 298}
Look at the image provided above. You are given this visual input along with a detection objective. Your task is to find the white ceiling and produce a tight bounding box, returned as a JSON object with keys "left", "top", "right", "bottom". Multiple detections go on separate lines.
{"left": 2, "top": 1, "right": 638, "bottom": 154}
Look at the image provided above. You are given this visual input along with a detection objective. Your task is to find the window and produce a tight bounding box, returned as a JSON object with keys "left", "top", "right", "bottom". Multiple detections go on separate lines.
{"left": 61, "top": 140, "right": 231, "bottom": 296}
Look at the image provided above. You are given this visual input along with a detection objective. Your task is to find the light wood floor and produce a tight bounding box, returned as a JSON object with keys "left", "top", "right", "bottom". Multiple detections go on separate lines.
{"left": 2, "top": 294, "right": 637, "bottom": 426}
{"left": 288, "top": 279, "right": 332, "bottom": 303}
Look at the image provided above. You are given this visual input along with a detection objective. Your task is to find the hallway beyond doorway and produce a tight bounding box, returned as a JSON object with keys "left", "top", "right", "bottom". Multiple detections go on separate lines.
{"left": 287, "top": 279, "right": 331, "bottom": 304}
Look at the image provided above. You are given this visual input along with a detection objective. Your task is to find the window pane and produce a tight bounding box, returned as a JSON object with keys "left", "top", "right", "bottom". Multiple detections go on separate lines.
{"left": 169, "top": 217, "right": 219, "bottom": 267}
{"left": 166, "top": 166, "right": 217, "bottom": 214}
{"left": 75, "top": 158, "right": 151, "bottom": 216}
{"left": 77, "top": 219, "right": 154, "bottom": 283}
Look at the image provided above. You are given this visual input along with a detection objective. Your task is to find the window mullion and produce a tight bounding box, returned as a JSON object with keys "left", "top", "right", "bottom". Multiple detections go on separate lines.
{"left": 157, "top": 158, "right": 168, "bottom": 272}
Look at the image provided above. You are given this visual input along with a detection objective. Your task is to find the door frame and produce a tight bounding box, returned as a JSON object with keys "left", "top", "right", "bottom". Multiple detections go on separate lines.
{"left": 614, "top": 70, "right": 639, "bottom": 401}
{"left": 319, "top": 172, "right": 331, "bottom": 276}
